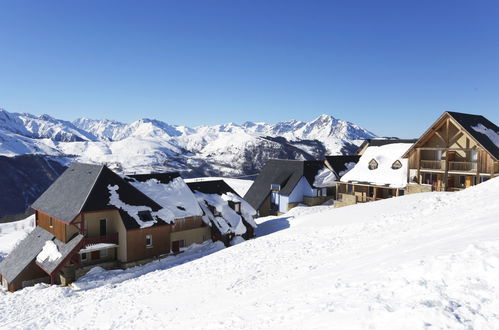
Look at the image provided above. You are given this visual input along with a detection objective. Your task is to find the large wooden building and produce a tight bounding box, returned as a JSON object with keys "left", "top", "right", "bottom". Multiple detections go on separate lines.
{"left": 0, "top": 163, "right": 209, "bottom": 291}
{"left": 403, "top": 111, "right": 499, "bottom": 191}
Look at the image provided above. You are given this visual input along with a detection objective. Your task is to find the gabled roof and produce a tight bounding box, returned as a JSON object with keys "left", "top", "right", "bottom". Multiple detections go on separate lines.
{"left": 31, "top": 163, "right": 104, "bottom": 223}
{"left": 0, "top": 226, "right": 84, "bottom": 283}
{"left": 325, "top": 155, "right": 361, "bottom": 178}
{"left": 36, "top": 233, "right": 84, "bottom": 275}
{"left": 0, "top": 226, "right": 53, "bottom": 283}
{"left": 356, "top": 138, "right": 418, "bottom": 155}
{"left": 402, "top": 111, "right": 499, "bottom": 161}
{"left": 31, "top": 163, "right": 167, "bottom": 229}
{"left": 341, "top": 143, "right": 413, "bottom": 188}
{"left": 447, "top": 111, "right": 499, "bottom": 160}
{"left": 126, "top": 173, "right": 203, "bottom": 221}
{"left": 244, "top": 159, "right": 326, "bottom": 210}
{"left": 186, "top": 180, "right": 239, "bottom": 197}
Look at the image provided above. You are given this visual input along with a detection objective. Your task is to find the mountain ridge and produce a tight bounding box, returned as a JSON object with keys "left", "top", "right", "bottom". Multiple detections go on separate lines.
{"left": 0, "top": 108, "right": 376, "bottom": 176}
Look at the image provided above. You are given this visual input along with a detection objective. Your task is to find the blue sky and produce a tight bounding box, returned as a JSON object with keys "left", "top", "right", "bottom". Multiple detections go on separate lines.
{"left": 0, "top": 0, "right": 498, "bottom": 137}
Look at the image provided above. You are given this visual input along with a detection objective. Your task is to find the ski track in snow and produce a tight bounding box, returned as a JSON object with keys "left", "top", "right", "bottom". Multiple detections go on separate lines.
{"left": 1, "top": 180, "right": 499, "bottom": 329}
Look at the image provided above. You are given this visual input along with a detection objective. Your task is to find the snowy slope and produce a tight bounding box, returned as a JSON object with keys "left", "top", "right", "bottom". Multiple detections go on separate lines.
{"left": 0, "top": 108, "right": 376, "bottom": 176}
{"left": 0, "top": 215, "right": 35, "bottom": 262}
{"left": 1, "top": 179, "right": 499, "bottom": 329}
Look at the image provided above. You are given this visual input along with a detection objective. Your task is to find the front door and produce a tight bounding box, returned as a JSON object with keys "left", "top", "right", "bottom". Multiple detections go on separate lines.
{"left": 172, "top": 241, "right": 180, "bottom": 253}
{"left": 465, "top": 176, "right": 473, "bottom": 188}
{"left": 99, "top": 219, "right": 107, "bottom": 236}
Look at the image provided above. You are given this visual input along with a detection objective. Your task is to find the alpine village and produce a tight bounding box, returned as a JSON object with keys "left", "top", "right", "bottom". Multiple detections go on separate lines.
{"left": 1, "top": 111, "right": 498, "bottom": 292}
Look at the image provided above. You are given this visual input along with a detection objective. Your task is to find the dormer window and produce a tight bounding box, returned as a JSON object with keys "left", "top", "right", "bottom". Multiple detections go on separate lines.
{"left": 270, "top": 184, "right": 281, "bottom": 192}
{"left": 138, "top": 210, "right": 153, "bottom": 222}
{"left": 228, "top": 201, "right": 241, "bottom": 214}
{"left": 368, "top": 159, "right": 378, "bottom": 170}
{"left": 208, "top": 204, "right": 222, "bottom": 217}
{"left": 391, "top": 160, "right": 402, "bottom": 170}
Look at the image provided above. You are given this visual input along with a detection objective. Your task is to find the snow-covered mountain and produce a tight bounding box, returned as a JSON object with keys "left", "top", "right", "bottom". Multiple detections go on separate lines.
{"left": 0, "top": 108, "right": 376, "bottom": 176}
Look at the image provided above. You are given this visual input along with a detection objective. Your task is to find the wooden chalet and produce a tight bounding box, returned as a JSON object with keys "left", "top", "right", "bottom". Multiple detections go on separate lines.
{"left": 336, "top": 142, "right": 414, "bottom": 207}
{"left": 244, "top": 158, "right": 359, "bottom": 216}
{"left": 0, "top": 163, "right": 208, "bottom": 292}
{"left": 403, "top": 111, "right": 499, "bottom": 192}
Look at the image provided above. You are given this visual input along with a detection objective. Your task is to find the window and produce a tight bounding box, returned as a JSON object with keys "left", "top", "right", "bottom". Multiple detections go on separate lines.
{"left": 101, "top": 249, "right": 108, "bottom": 258}
{"left": 145, "top": 234, "right": 153, "bottom": 247}
{"left": 138, "top": 211, "right": 153, "bottom": 222}
{"left": 391, "top": 160, "right": 402, "bottom": 170}
{"left": 270, "top": 184, "right": 281, "bottom": 192}
{"left": 99, "top": 219, "right": 107, "bottom": 236}
{"left": 49, "top": 217, "right": 53, "bottom": 228}
{"left": 480, "top": 176, "right": 489, "bottom": 183}
{"left": 368, "top": 159, "right": 378, "bottom": 170}
{"left": 178, "top": 239, "right": 186, "bottom": 248}
{"left": 81, "top": 252, "right": 87, "bottom": 261}
{"left": 228, "top": 201, "right": 241, "bottom": 214}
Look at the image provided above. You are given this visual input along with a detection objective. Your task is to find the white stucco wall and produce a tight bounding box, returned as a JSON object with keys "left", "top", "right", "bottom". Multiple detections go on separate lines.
{"left": 289, "top": 177, "right": 315, "bottom": 202}
{"left": 277, "top": 177, "right": 316, "bottom": 212}
{"left": 278, "top": 195, "right": 289, "bottom": 213}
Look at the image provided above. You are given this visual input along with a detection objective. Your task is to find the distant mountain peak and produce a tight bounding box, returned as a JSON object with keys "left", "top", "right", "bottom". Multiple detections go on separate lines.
{"left": 0, "top": 107, "right": 377, "bottom": 176}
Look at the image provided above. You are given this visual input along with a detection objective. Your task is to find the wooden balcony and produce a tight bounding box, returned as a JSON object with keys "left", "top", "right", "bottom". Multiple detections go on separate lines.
{"left": 420, "top": 160, "right": 444, "bottom": 170}
{"left": 448, "top": 161, "right": 477, "bottom": 172}
{"left": 85, "top": 233, "right": 119, "bottom": 245}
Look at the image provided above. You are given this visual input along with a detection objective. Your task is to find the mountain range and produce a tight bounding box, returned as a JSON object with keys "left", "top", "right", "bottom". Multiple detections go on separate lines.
{"left": 0, "top": 108, "right": 376, "bottom": 176}
{"left": 0, "top": 108, "right": 376, "bottom": 218}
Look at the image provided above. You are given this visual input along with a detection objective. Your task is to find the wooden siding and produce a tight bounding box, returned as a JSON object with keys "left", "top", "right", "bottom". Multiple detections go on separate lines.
{"left": 36, "top": 210, "right": 67, "bottom": 242}
{"left": 7, "top": 261, "right": 49, "bottom": 292}
{"left": 405, "top": 113, "right": 499, "bottom": 190}
{"left": 126, "top": 225, "right": 171, "bottom": 262}
{"left": 171, "top": 216, "right": 204, "bottom": 232}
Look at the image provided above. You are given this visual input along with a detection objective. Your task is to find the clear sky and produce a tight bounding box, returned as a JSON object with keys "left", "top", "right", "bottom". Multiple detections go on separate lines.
{"left": 0, "top": 0, "right": 498, "bottom": 137}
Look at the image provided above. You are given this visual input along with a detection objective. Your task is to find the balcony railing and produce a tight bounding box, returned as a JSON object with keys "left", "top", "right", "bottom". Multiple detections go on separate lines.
{"left": 420, "top": 160, "right": 443, "bottom": 170}
{"left": 85, "top": 233, "right": 119, "bottom": 245}
{"left": 448, "top": 161, "right": 477, "bottom": 172}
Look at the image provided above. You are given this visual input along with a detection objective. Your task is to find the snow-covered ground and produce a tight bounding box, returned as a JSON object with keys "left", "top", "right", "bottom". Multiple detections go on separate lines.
{"left": 1, "top": 179, "right": 499, "bottom": 329}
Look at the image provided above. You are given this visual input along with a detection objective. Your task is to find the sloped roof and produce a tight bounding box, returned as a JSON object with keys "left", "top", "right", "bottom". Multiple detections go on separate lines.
{"left": 31, "top": 163, "right": 104, "bottom": 223}
{"left": 36, "top": 233, "right": 84, "bottom": 275}
{"left": 0, "top": 226, "right": 53, "bottom": 283}
{"left": 341, "top": 143, "right": 413, "bottom": 188}
{"left": 187, "top": 180, "right": 239, "bottom": 197}
{"left": 356, "top": 138, "right": 418, "bottom": 155}
{"left": 244, "top": 160, "right": 326, "bottom": 210}
{"left": 325, "top": 155, "right": 361, "bottom": 178}
{"left": 447, "top": 111, "right": 499, "bottom": 160}
{"left": 126, "top": 174, "right": 203, "bottom": 221}
{"left": 0, "top": 226, "right": 85, "bottom": 283}
{"left": 31, "top": 163, "right": 167, "bottom": 229}
{"left": 402, "top": 111, "right": 499, "bottom": 161}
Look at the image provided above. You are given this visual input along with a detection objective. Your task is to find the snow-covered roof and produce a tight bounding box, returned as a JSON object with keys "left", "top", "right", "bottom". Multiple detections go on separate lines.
{"left": 129, "top": 177, "right": 203, "bottom": 220}
{"left": 193, "top": 191, "right": 256, "bottom": 236}
{"left": 341, "top": 143, "right": 413, "bottom": 188}
{"left": 313, "top": 168, "right": 338, "bottom": 188}
{"left": 472, "top": 124, "right": 499, "bottom": 149}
